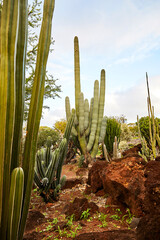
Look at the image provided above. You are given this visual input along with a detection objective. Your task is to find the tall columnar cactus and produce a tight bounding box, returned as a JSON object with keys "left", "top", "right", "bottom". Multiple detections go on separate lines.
{"left": 65, "top": 36, "right": 106, "bottom": 161}
{"left": 137, "top": 73, "right": 160, "bottom": 161}
{"left": 0, "top": 0, "right": 55, "bottom": 239}
{"left": 34, "top": 112, "right": 75, "bottom": 200}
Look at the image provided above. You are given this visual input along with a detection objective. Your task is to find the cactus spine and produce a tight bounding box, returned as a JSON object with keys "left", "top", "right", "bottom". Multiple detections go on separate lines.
{"left": 0, "top": 0, "right": 55, "bottom": 239}
{"left": 65, "top": 36, "right": 106, "bottom": 160}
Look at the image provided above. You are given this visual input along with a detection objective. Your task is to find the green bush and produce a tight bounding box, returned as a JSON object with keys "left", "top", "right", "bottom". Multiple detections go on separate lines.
{"left": 128, "top": 123, "right": 138, "bottom": 138}
{"left": 138, "top": 116, "right": 160, "bottom": 146}
{"left": 120, "top": 123, "right": 132, "bottom": 142}
{"left": 104, "top": 117, "right": 121, "bottom": 154}
{"left": 37, "top": 126, "right": 60, "bottom": 149}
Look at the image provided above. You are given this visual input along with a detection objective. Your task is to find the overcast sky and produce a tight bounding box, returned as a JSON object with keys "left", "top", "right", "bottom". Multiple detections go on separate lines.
{"left": 39, "top": 0, "right": 160, "bottom": 127}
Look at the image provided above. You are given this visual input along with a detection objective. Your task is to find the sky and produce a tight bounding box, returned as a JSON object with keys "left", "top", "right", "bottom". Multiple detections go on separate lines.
{"left": 39, "top": 0, "right": 160, "bottom": 127}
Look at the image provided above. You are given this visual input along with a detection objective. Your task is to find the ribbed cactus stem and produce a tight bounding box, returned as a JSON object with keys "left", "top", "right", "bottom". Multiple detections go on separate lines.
{"left": 99, "top": 117, "right": 107, "bottom": 143}
{"left": 79, "top": 92, "right": 85, "bottom": 135}
{"left": 65, "top": 96, "right": 71, "bottom": 121}
{"left": 113, "top": 136, "right": 118, "bottom": 159}
{"left": 85, "top": 98, "right": 94, "bottom": 137}
{"left": 7, "top": 168, "right": 24, "bottom": 240}
{"left": 84, "top": 99, "right": 89, "bottom": 130}
{"left": 91, "top": 70, "right": 105, "bottom": 157}
{"left": 74, "top": 36, "right": 81, "bottom": 116}
{"left": 87, "top": 80, "right": 99, "bottom": 152}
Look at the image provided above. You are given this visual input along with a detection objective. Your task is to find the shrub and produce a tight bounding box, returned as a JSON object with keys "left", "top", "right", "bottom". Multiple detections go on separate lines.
{"left": 138, "top": 116, "right": 160, "bottom": 146}
{"left": 37, "top": 126, "right": 60, "bottom": 149}
{"left": 104, "top": 117, "right": 121, "bottom": 154}
{"left": 54, "top": 119, "right": 67, "bottom": 134}
{"left": 120, "top": 123, "right": 132, "bottom": 142}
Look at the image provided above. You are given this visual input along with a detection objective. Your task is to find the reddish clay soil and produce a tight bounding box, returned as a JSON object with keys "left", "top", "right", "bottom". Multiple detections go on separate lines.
{"left": 23, "top": 164, "right": 136, "bottom": 240}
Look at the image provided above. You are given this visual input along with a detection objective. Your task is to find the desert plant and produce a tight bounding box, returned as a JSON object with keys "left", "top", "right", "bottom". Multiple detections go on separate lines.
{"left": 65, "top": 36, "right": 106, "bottom": 164}
{"left": 120, "top": 123, "right": 132, "bottom": 142}
{"left": 113, "top": 136, "right": 118, "bottom": 159}
{"left": 138, "top": 116, "right": 160, "bottom": 147}
{"left": 34, "top": 112, "right": 74, "bottom": 200}
{"left": 37, "top": 126, "right": 60, "bottom": 149}
{"left": 0, "top": 0, "right": 55, "bottom": 239}
{"left": 137, "top": 73, "right": 160, "bottom": 161}
{"left": 103, "top": 117, "right": 121, "bottom": 155}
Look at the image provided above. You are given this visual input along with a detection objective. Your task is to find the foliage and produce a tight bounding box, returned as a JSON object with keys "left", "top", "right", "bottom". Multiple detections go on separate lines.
{"left": 119, "top": 141, "right": 129, "bottom": 151}
{"left": 138, "top": 116, "right": 160, "bottom": 146}
{"left": 34, "top": 112, "right": 75, "bottom": 201}
{"left": 128, "top": 123, "right": 138, "bottom": 138}
{"left": 37, "top": 126, "right": 60, "bottom": 149}
{"left": 24, "top": 0, "right": 61, "bottom": 120}
{"left": 104, "top": 117, "right": 121, "bottom": 154}
{"left": 137, "top": 74, "right": 160, "bottom": 161}
{"left": 120, "top": 123, "right": 132, "bottom": 142}
{"left": 0, "top": 0, "right": 55, "bottom": 239}
{"left": 54, "top": 119, "right": 67, "bottom": 134}
{"left": 80, "top": 209, "right": 90, "bottom": 220}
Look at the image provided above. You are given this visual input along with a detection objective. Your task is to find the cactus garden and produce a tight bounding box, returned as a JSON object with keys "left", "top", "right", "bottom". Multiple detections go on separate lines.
{"left": 1, "top": 0, "right": 160, "bottom": 240}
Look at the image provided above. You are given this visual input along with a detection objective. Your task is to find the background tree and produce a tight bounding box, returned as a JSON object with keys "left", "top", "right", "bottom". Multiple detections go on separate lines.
{"left": 37, "top": 126, "right": 60, "bottom": 149}
{"left": 25, "top": 0, "right": 61, "bottom": 120}
{"left": 54, "top": 119, "right": 67, "bottom": 134}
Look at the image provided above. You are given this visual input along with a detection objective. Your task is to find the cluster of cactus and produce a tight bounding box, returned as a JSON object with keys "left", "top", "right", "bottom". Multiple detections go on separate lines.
{"left": 137, "top": 73, "right": 160, "bottom": 161}
{"left": 34, "top": 112, "right": 75, "bottom": 200}
{"left": 0, "top": 0, "right": 55, "bottom": 239}
{"left": 65, "top": 36, "right": 106, "bottom": 162}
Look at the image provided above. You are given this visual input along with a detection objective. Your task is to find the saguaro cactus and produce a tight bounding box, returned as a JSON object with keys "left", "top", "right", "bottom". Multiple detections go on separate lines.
{"left": 65, "top": 36, "right": 106, "bottom": 161}
{"left": 0, "top": 0, "right": 55, "bottom": 239}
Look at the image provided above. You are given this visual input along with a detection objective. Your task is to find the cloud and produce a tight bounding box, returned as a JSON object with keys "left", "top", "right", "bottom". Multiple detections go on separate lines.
{"left": 52, "top": 0, "right": 160, "bottom": 60}
{"left": 105, "top": 75, "right": 160, "bottom": 122}
{"left": 40, "top": 107, "right": 66, "bottom": 127}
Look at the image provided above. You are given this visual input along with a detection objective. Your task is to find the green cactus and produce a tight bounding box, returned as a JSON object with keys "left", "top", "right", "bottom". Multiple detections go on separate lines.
{"left": 65, "top": 36, "right": 106, "bottom": 163}
{"left": 138, "top": 73, "right": 160, "bottom": 161}
{"left": 103, "top": 117, "right": 121, "bottom": 155}
{"left": 113, "top": 136, "right": 118, "bottom": 159}
{"left": 34, "top": 112, "right": 75, "bottom": 200}
{"left": 0, "top": 0, "right": 55, "bottom": 239}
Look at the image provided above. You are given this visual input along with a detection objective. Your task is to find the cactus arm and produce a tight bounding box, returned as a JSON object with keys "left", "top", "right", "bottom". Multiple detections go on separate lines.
{"left": 74, "top": 36, "right": 81, "bottom": 116}
{"left": 0, "top": 0, "right": 8, "bottom": 224}
{"left": 64, "top": 110, "right": 75, "bottom": 141}
{"left": 65, "top": 96, "right": 71, "bottom": 121}
{"left": 7, "top": 168, "right": 24, "bottom": 240}
{"left": 79, "top": 92, "right": 85, "bottom": 135}
{"left": 45, "top": 136, "right": 52, "bottom": 168}
{"left": 11, "top": 0, "right": 28, "bottom": 171}
{"left": 0, "top": 0, "right": 19, "bottom": 235}
{"left": 34, "top": 171, "right": 42, "bottom": 189}
{"left": 19, "top": 1, "right": 55, "bottom": 238}
{"left": 45, "top": 149, "right": 59, "bottom": 192}
{"left": 84, "top": 99, "right": 89, "bottom": 130}
{"left": 56, "top": 139, "right": 67, "bottom": 185}
{"left": 85, "top": 98, "right": 94, "bottom": 137}
{"left": 99, "top": 117, "right": 107, "bottom": 143}
{"left": 91, "top": 70, "right": 105, "bottom": 157}
{"left": 87, "top": 80, "right": 99, "bottom": 152}
{"left": 36, "top": 150, "right": 46, "bottom": 179}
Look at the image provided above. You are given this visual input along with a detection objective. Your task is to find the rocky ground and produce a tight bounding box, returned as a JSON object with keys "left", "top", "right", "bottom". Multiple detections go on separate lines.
{"left": 23, "top": 145, "right": 160, "bottom": 240}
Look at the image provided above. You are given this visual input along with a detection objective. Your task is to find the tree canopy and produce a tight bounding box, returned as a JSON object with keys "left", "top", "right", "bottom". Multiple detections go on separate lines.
{"left": 25, "top": 0, "right": 61, "bottom": 120}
